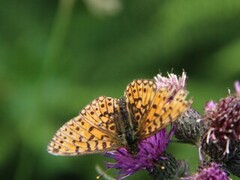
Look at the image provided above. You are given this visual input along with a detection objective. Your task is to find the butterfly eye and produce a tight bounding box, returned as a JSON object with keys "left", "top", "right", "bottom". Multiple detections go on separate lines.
{"left": 118, "top": 98, "right": 126, "bottom": 106}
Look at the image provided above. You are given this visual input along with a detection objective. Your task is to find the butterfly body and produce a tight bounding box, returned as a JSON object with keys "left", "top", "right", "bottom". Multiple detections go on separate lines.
{"left": 48, "top": 79, "right": 190, "bottom": 156}
{"left": 116, "top": 97, "right": 139, "bottom": 154}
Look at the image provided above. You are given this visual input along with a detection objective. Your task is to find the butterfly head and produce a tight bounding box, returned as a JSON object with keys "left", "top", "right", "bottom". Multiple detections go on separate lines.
{"left": 127, "top": 142, "right": 139, "bottom": 155}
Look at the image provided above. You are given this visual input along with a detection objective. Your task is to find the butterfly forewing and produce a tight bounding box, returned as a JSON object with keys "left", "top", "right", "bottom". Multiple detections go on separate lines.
{"left": 81, "top": 96, "right": 117, "bottom": 134}
{"left": 124, "top": 79, "right": 190, "bottom": 139}
{"left": 141, "top": 88, "right": 190, "bottom": 138}
{"left": 47, "top": 96, "right": 121, "bottom": 156}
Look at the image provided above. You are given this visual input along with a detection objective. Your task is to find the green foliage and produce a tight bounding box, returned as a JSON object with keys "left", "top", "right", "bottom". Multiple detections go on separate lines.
{"left": 0, "top": 0, "right": 239, "bottom": 179}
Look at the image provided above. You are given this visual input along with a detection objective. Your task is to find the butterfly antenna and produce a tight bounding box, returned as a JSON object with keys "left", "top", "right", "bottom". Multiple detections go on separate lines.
{"left": 95, "top": 165, "right": 114, "bottom": 180}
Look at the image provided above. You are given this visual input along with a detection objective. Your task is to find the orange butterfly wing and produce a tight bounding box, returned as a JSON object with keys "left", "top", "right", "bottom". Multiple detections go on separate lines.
{"left": 47, "top": 96, "right": 121, "bottom": 156}
{"left": 124, "top": 79, "right": 190, "bottom": 139}
{"left": 124, "top": 79, "right": 156, "bottom": 124}
{"left": 141, "top": 88, "right": 191, "bottom": 138}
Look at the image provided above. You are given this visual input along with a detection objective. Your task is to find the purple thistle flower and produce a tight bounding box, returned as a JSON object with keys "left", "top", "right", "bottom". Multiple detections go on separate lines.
{"left": 154, "top": 71, "right": 187, "bottom": 93}
{"left": 234, "top": 81, "right": 240, "bottom": 96}
{"left": 202, "top": 81, "right": 240, "bottom": 158}
{"left": 105, "top": 128, "right": 173, "bottom": 179}
{"left": 205, "top": 100, "right": 217, "bottom": 112}
{"left": 191, "top": 162, "right": 230, "bottom": 180}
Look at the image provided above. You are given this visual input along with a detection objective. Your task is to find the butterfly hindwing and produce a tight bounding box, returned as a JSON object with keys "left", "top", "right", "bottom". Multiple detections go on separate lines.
{"left": 124, "top": 79, "right": 157, "bottom": 124}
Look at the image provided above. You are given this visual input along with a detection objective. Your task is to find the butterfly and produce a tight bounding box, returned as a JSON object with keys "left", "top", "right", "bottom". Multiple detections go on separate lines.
{"left": 47, "top": 79, "right": 190, "bottom": 155}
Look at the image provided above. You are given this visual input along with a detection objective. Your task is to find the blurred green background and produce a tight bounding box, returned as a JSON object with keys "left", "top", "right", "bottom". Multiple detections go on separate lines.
{"left": 1, "top": 0, "right": 240, "bottom": 179}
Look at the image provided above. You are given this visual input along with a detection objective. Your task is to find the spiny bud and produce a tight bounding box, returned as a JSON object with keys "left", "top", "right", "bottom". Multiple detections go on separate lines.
{"left": 174, "top": 108, "right": 206, "bottom": 145}
{"left": 149, "top": 152, "right": 189, "bottom": 180}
